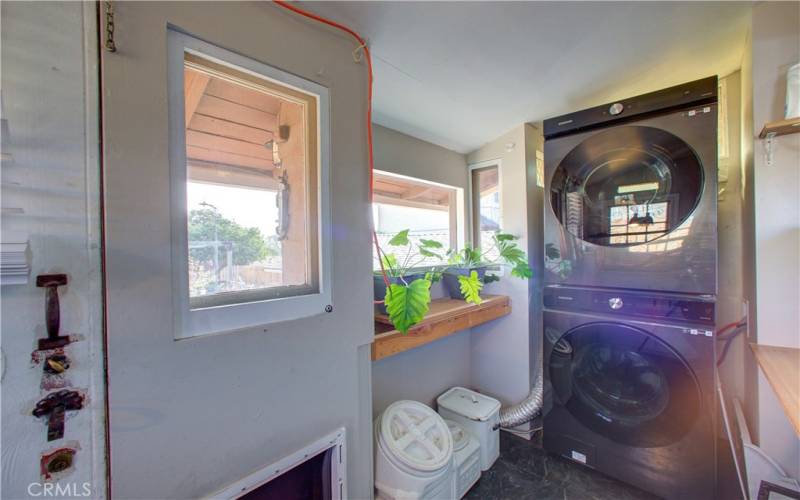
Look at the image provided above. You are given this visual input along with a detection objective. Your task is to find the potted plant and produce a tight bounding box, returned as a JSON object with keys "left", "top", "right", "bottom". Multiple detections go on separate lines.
{"left": 374, "top": 229, "right": 446, "bottom": 333}
{"left": 442, "top": 232, "right": 532, "bottom": 304}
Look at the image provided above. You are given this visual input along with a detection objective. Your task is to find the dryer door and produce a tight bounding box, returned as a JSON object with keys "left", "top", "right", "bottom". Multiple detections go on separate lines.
{"left": 548, "top": 322, "right": 701, "bottom": 448}
{"left": 549, "top": 125, "right": 703, "bottom": 247}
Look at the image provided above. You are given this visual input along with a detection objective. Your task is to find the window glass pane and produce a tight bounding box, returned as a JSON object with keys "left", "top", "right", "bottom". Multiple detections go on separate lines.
{"left": 471, "top": 165, "right": 500, "bottom": 260}
{"left": 183, "top": 53, "right": 318, "bottom": 308}
{"left": 372, "top": 172, "right": 458, "bottom": 271}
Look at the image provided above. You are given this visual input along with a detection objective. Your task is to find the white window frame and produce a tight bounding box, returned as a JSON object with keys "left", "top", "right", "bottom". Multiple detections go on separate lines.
{"left": 167, "top": 29, "right": 332, "bottom": 339}
{"left": 467, "top": 158, "right": 503, "bottom": 248}
{"left": 372, "top": 169, "right": 466, "bottom": 269}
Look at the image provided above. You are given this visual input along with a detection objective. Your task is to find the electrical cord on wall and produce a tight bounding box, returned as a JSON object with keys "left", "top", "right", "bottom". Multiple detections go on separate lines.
{"left": 716, "top": 319, "right": 748, "bottom": 366}
{"left": 272, "top": 1, "right": 391, "bottom": 301}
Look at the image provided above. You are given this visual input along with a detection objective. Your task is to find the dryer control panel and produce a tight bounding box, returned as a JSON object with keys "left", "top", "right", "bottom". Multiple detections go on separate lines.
{"left": 544, "top": 286, "right": 715, "bottom": 325}
{"left": 543, "top": 76, "right": 718, "bottom": 139}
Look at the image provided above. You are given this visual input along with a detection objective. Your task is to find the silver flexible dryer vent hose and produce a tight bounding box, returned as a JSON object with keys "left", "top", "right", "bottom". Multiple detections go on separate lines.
{"left": 499, "top": 334, "right": 544, "bottom": 429}
{"left": 499, "top": 369, "right": 543, "bottom": 428}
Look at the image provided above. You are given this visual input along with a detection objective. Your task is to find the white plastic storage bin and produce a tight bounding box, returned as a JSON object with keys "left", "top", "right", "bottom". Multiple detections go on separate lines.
{"left": 445, "top": 419, "right": 481, "bottom": 498}
{"left": 437, "top": 387, "right": 501, "bottom": 471}
{"left": 374, "top": 400, "right": 455, "bottom": 500}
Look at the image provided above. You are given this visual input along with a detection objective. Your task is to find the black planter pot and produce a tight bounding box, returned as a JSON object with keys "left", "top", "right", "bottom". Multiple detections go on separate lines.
{"left": 442, "top": 266, "right": 487, "bottom": 300}
{"left": 373, "top": 273, "right": 425, "bottom": 315}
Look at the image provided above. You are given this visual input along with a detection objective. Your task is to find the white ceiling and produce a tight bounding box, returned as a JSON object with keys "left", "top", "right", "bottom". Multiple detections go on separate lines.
{"left": 304, "top": 1, "right": 752, "bottom": 153}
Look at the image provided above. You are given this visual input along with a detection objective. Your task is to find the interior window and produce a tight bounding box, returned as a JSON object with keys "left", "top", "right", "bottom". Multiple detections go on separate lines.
{"left": 182, "top": 52, "right": 319, "bottom": 309}
{"left": 372, "top": 171, "right": 459, "bottom": 270}
{"left": 471, "top": 165, "right": 501, "bottom": 260}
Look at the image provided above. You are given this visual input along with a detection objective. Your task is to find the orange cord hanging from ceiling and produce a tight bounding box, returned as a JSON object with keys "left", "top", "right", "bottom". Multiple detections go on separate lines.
{"left": 272, "top": 0, "right": 391, "bottom": 296}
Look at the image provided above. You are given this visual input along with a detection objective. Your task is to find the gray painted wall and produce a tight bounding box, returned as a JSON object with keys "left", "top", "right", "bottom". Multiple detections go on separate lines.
{"left": 466, "top": 124, "right": 543, "bottom": 429}
{"left": 748, "top": 1, "right": 800, "bottom": 480}
{"left": 1, "top": 3, "right": 106, "bottom": 497}
{"left": 100, "top": 3, "right": 374, "bottom": 498}
{"left": 716, "top": 71, "right": 751, "bottom": 407}
{"left": 370, "top": 124, "right": 471, "bottom": 415}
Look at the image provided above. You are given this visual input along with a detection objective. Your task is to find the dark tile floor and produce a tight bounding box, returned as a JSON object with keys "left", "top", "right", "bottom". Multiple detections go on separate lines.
{"left": 463, "top": 431, "right": 659, "bottom": 500}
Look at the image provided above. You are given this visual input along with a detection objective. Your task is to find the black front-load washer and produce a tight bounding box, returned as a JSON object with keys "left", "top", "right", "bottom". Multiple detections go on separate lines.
{"left": 543, "top": 76, "right": 718, "bottom": 295}
{"left": 542, "top": 286, "right": 717, "bottom": 500}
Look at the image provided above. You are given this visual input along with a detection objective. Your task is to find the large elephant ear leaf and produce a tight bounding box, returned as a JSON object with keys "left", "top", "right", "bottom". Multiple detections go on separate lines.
{"left": 419, "top": 239, "right": 443, "bottom": 249}
{"left": 499, "top": 242, "right": 526, "bottom": 265}
{"left": 495, "top": 232, "right": 517, "bottom": 242}
{"left": 388, "top": 229, "right": 410, "bottom": 247}
{"left": 385, "top": 278, "right": 431, "bottom": 334}
{"left": 419, "top": 247, "right": 442, "bottom": 259}
{"left": 458, "top": 271, "right": 484, "bottom": 305}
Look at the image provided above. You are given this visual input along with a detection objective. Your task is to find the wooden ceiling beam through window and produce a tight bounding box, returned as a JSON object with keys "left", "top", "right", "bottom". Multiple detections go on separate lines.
{"left": 186, "top": 145, "right": 273, "bottom": 170}
{"left": 373, "top": 193, "right": 450, "bottom": 212}
{"left": 186, "top": 130, "right": 274, "bottom": 161}
{"left": 188, "top": 159, "right": 278, "bottom": 191}
{"left": 189, "top": 114, "right": 274, "bottom": 145}
{"left": 184, "top": 68, "right": 210, "bottom": 125}
{"left": 194, "top": 94, "right": 278, "bottom": 132}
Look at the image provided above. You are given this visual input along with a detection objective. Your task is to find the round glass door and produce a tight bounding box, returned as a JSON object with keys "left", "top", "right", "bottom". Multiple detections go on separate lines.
{"left": 549, "top": 126, "right": 704, "bottom": 246}
{"left": 548, "top": 322, "right": 700, "bottom": 448}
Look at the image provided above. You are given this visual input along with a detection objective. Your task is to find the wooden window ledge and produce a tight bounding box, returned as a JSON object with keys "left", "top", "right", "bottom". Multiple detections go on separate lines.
{"left": 750, "top": 343, "right": 800, "bottom": 436}
{"left": 372, "top": 295, "right": 511, "bottom": 361}
{"left": 759, "top": 117, "right": 800, "bottom": 139}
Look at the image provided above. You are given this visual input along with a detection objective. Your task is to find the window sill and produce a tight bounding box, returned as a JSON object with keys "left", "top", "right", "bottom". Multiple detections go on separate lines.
{"left": 372, "top": 295, "right": 510, "bottom": 361}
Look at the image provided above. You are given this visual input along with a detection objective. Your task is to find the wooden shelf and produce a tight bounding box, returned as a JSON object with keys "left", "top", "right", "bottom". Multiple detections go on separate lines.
{"left": 759, "top": 117, "right": 800, "bottom": 139}
{"left": 750, "top": 343, "right": 800, "bottom": 436}
{"left": 372, "top": 295, "right": 511, "bottom": 361}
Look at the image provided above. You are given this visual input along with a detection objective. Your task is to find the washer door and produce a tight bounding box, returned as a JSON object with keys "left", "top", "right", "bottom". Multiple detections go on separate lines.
{"left": 549, "top": 126, "right": 704, "bottom": 247}
{"left": 548, "top": 322, "right": 701, "bottom": 448}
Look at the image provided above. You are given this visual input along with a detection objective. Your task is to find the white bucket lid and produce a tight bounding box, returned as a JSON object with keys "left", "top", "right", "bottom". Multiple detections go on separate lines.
{"left": 380, "top": 400, "right": 453, "bottom": 472}
{"left": 437, "top": 387, "right": 501, "bottom": 422}
{"left": 444, "top": 419, "right": 469, "bottom": 452}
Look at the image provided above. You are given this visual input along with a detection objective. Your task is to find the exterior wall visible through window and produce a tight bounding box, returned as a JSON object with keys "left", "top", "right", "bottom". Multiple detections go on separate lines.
{"left": 372, "top": 171, "right": 459, "bottom": 270}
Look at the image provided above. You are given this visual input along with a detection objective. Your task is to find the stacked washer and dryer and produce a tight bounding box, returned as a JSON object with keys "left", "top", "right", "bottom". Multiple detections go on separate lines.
{"left": 542, "top": 77, "right": 720, "bottom": 500}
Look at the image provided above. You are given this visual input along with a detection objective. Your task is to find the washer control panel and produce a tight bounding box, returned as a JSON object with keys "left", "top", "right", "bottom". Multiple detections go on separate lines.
{"left": 544, "top": 287, "right": 714, "bottom": 325}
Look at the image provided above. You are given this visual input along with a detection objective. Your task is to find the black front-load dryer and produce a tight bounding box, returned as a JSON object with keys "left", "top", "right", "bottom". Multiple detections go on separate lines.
{"left": 543, "top": 77, "right": 718, "bottom": 295}
{"left": 542, "top": 286, "right": 717, "bottom": 500}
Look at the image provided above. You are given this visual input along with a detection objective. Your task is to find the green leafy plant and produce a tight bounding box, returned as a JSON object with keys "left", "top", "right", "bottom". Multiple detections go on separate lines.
{"left": 378, "top": 229, "right": 446, "bottom": 280}
{"left": 385, "top": 278, "right": 432, "bottom": 333}
{"left": 458, "top": 271, "right": 484, "bottom": 305}
{"left": 374, "top": 229, "right": 532, "bottom": 333}
{"left": 444, "top": 231, "right": 532, "bottom": 303}
{"left": 375, "top": 229, "right": 450, "bottom": 334}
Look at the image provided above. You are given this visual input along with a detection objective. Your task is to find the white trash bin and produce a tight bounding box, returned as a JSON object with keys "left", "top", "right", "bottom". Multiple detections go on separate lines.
{"left": 444, "top": 419, "right": 481, "bottom": 498}
{"left": 437, "top": 387, "right": 501, "bottom": 471}
{"left": 374, "top": 400, "right": 455, "bottom": 500}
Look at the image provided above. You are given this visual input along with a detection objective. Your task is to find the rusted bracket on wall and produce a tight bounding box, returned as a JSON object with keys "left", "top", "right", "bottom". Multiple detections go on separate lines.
{"left": 33, "top": 390, "right": 85, "bottom": 441}
{"left": 36, "top": 274, "right": 71, "bottom": 350}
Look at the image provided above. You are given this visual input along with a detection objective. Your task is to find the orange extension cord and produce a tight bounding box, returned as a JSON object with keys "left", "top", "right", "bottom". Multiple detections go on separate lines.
{"left": 272, "top": 0, "right": 391, "bottom": 297}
